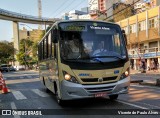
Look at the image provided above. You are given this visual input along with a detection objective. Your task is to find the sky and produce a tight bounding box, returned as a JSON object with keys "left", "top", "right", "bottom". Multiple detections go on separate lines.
{"left": 0, "top": 0, "right": 88, "bottom": 42}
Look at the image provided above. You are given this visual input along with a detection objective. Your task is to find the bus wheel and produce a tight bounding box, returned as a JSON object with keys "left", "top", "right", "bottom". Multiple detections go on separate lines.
{"left": 56, "top": 91, "right": 65, "bottom": 106}
{"left": 109, "top": 94, "right": 118, "bottom": 100}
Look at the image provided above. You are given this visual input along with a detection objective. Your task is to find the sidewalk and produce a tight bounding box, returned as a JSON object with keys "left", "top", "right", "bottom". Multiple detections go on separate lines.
{"left": 130, "top": 69, "right": 160, "bottom": 75}
{"left": 130, "top": 69, "right": 160, "bottom": 87}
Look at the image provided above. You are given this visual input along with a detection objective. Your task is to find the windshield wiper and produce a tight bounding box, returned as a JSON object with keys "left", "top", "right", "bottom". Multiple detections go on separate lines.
{"left": 91, "top": 57, "right": 105, "bottom": 65}
{"left": 91, "top": 55, "right": 124, "bottom": 60}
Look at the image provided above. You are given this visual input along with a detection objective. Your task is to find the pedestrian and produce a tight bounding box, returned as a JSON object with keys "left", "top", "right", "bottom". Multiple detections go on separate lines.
{"left": 141, "top": 60, "right": 146, "bottom": 73}
{"left": 151, "top": 60, "right": 154, "bottom": 70}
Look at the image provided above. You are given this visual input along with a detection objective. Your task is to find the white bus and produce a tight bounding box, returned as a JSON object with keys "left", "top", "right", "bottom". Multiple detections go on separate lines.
{"left": 38, "top": 20, "right": 130, "bottom": 105}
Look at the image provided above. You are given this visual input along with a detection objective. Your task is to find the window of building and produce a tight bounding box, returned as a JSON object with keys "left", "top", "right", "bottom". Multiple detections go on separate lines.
{"left": 130, "top": 24, "right": 136, "bottom": 33}
{"left": 138, "top": 20, "right": 146, "bottom": 31}
{"left": 149, "top": 41, "right": 158, "bottom": 48}
{"left": 140, "top": 44, "right": 145, "bottom": 53}
{"left": 149, "top": 41, "right": 158, "bottom": 52}
{"left": 149, "top": 17, "right": 157, "bottom": 28}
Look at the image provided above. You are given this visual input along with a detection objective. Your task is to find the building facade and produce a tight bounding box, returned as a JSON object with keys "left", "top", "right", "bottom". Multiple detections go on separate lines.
{"left": 88, "top": 0, "right": 121, "bottom": 19}
{"left": 88, "top": 0, "right": 99, "bottom": 19}
{"left": 62, "top": 10, "right": 89, "bottom": 20}
{"left": 118, "top": 5, "right": 160, "bottom": 70}
{"left": 19, "top": 27, "right": 43, "bottom": 42}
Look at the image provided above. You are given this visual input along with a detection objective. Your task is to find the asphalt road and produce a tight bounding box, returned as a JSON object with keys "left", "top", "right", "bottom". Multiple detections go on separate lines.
{"left": 0, "top": 71, "right": 160, "bottom": 118}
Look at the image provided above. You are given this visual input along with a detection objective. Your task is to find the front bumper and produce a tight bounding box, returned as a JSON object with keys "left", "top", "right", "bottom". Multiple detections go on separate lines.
{"left": 60, "top": 76, "right": 130, "bottom": 100}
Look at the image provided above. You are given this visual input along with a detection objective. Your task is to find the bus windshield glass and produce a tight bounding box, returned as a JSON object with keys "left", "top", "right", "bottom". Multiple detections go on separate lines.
{"left": 59, "top": 22, "right": 127, "bottom": 62}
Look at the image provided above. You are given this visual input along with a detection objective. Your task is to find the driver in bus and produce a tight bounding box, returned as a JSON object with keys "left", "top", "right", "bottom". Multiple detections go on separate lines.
{"left": 93, "top": 42, "right": 107, "bottom": 56}
{"left": 67, "top": 35, "right": 80, "bottom": 59}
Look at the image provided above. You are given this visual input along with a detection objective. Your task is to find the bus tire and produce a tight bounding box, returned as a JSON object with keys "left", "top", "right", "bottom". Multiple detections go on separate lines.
{"left": 109, "top": 94, "right": 118, "bottom": 100}
{"left": 43, "top": 78, "right": 50, "bottom": 93}
{"left": 55, "top": 91, "right": 65, "bottom": 106}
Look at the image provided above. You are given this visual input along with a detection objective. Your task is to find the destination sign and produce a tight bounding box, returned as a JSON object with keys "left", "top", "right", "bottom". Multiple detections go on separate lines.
{"left": 65, "top": 25, "right": 85, "bottom": 31}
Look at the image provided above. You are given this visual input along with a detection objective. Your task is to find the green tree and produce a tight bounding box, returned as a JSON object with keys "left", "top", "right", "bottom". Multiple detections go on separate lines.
{"left": 0, "top": 41, "right": 15, "bottom": 64}
{"left": 16, "top": 38, "right": 34, "bottom": 68}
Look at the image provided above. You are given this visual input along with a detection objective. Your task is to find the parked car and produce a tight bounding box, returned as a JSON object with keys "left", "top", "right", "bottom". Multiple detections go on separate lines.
{"left": 9, "top": 67, "right": 16, "bottom": 71}
{"left": 1, "top": 67, "right": 9, "bottom": 72}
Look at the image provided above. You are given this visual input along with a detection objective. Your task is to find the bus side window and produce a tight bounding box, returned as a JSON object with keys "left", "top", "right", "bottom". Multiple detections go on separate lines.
{"left": 52, "top": 28, "right": 58, "bottom": 43}
{"left": 48, "top": 33, "right": 52, "bottom": 58}
{"left": 51, "top": 28, "right": 58, "bottom": 59}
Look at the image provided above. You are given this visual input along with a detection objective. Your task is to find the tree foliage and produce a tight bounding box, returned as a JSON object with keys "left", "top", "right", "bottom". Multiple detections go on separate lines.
{"left": 16, "top": 39, "right": 34, "bottom": 67}
{"left": 0, "top": 41, "right": 15, "bottom": 64}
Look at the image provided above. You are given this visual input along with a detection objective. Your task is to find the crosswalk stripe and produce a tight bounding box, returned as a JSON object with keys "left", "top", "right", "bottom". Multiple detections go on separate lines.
{"left": 11, "top": 102, "right": 21, "bottom": 118}
{"left": 12, "top": 91, "right": 27, "bottom": 100}
{"left": 31, "top": 89, "right": 49, "bottom": 97}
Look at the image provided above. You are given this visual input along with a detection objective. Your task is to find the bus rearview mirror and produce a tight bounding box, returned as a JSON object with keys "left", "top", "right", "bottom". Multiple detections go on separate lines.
{"left": 53, "top": 35, "right": 58, "bottom": 43}
{"left": 122, "top": 30, "right": 127, "bottom": 46}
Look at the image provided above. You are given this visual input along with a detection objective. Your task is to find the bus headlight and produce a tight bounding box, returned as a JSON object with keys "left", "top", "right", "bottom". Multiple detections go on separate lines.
{"left": 64, "top": 74, "right": 71, "bottom": 80}
{"left": 120, "top": 68, "right": 130, "bottom": 80}
{"left": 63, "top": 71, "right": 79, "bottom": 84}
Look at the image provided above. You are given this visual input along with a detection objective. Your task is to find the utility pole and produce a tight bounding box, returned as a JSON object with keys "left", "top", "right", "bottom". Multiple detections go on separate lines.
{"left": 38, "top": 0, "right": 42, "bottom": 29}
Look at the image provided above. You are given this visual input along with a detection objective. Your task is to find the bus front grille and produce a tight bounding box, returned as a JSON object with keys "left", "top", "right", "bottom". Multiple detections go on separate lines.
{"left": 81, "top": 76, "right": 117, "bottom": 83}
{"left": 84, "top": 85, "right": 115, "bottom": 94}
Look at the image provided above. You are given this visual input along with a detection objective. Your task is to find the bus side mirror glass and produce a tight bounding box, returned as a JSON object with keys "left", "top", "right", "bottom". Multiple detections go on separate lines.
{"left": 52, "top": 29, "right": 58, "bottom": 43}
{"left": 122, "top": 30, "right": 127, "bottom": 45}
{"left": 53, "top": 35, "right": 58, "bottom": 43}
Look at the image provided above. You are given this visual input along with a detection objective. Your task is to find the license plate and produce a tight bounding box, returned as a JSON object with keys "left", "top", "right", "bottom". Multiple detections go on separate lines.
{"left": 95, "top": 92, "right": 107, "bottom": 97}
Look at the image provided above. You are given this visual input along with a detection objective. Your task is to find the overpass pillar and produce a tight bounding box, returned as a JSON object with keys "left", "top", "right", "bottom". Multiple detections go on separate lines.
{"left": 13, "top": 21, "right": 20, "bottom": 66}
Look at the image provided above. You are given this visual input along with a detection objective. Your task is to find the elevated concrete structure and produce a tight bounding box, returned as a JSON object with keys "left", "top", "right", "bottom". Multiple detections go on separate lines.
{"left": 0, "top": 8, "right": 61, "bottom": 66}
{"left": 0, "top": 8, "right": 60, "bottom": 24}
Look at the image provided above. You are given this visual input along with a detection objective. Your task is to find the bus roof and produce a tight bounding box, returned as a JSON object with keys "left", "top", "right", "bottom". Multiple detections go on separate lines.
{"left": 56, "top": 19, "right": 118, "bottom": 25}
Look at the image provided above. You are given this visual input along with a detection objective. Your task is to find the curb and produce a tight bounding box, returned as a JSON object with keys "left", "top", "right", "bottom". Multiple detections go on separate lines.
{"left": 139, "top": 82, "right": 157, "bottom": 86}
{"left": 139, "top": 80, "right": 160, "bottom": 87}
{"left": 131, "top": 79, "right": 160, "bottom": 87}
{"left": 131, "top": 80, "right": 143, "bottom": 83}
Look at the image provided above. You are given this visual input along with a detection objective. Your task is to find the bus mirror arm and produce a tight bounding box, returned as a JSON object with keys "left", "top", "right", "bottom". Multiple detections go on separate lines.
{"left": 122, "top": 30, "right": 127, "bottom": 45}
{"left": 53, "top": 36, "right": 58, "bottom": 43}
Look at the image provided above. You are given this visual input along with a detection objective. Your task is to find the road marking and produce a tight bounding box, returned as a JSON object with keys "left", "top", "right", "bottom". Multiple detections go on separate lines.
{"left": 131, "top": 84, "right": 160, "bottom": 90}
{"left": 116, "top": 100, "right": 149, "bottom": 109}
{"left": 31, "top": 89, "right": 49, "bottom": 97}
{"left": 6, "top": 78, "right": 40, "bottom": 84}
{"left": 138, "top": 102, "right": 160, "bottom": 109}
{"left": 11, "top": 102, "right": 20, "bottom": 118}
{"left": 12, "top": 91, "right": 27, "bottom": 100}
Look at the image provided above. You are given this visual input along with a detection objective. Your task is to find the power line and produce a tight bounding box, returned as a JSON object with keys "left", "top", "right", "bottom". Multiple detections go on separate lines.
{"left": 48, "top": 0, "right": 75, "bottom": 18}
{"left": 93, "top": 0, "right": 121, "bottom": 20}
{"left": 52, "top": 0, "right": 76, "bottom": 18}
{"left": 103, "top": 0, "right": 141, "bottom": 21}
{"left": 66, "top": 0, "right": 85, "bottom": 13}
{"left": 54, "top": 0, "right": 85, "bottom": 18}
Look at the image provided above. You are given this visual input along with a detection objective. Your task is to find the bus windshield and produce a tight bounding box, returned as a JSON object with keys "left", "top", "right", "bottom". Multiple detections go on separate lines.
{"left": 59, "top": 22, "right": 127, "bottom": 62}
